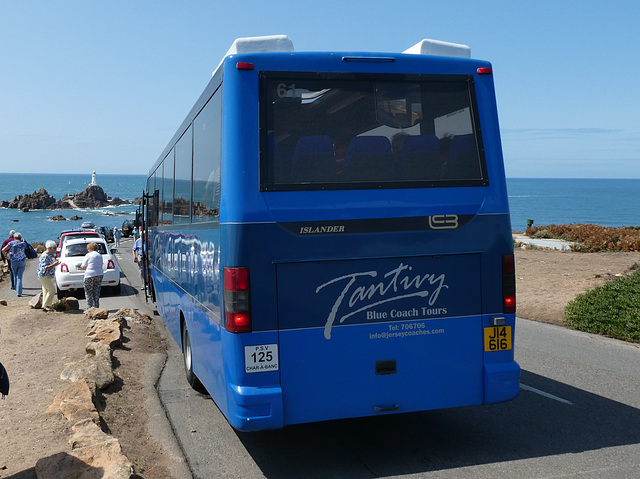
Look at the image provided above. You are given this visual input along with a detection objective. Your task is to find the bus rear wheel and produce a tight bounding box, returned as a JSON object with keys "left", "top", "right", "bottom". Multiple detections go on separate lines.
{"left": 181, "top": 323, "right": 204, "bottom": 391}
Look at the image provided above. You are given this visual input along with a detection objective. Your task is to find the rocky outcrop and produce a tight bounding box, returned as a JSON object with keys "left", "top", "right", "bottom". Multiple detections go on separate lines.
{"left": 72, "top": 185, "right": 110, "bottom": 208}
{"left": 8, "top": 188, "right": 57, "bottom": 210}
{"left": 110, "top": 197, "right": 130, "bottom": 206}
{"left": 3, "top": 184, "right": 133, "bottom": 210}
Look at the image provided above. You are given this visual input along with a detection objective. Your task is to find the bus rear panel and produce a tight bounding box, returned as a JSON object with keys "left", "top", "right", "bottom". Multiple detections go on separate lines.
{"left": 146, "top": 37, "right": 520, "bottom": 431}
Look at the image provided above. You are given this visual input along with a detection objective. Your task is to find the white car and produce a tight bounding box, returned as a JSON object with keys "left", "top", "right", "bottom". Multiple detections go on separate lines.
{"left": 55, "top": 237, "right": 121, "bottom": 299}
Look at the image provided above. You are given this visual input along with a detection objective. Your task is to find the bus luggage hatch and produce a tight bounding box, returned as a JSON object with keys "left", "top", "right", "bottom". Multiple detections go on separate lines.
{"left": 276, "top": 255, "right": 484, "bottom": 426}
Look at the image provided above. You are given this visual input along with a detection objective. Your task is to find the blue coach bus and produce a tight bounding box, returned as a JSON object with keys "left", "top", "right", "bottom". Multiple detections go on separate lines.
{"left": 144, "top": 35, "right": 520, "bottom": 431}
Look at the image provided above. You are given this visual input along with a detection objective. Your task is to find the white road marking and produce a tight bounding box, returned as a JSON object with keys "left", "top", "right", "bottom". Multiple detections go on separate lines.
{"left": 520, "top": 383, "right": 574, "bottom": 406}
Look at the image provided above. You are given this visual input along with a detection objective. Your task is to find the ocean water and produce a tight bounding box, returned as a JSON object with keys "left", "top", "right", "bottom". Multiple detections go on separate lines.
{"left": 507, "top": 178, "right": 640, "bottom": 231}
{"left": 1, "top": 174, "right": 639, "bottom": 242}
{"left": 0, "top": 173, "right": 146, "bottom": 243}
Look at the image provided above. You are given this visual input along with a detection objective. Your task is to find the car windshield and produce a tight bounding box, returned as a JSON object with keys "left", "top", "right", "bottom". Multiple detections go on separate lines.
{"left": 64, "top": 243, "right": 108, "bottom": 257}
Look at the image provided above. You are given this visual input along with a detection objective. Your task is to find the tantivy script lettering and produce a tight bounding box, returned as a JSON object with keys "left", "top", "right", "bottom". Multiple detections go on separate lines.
{"left": 316, "top": 263, "right": 448, "bottom": 339}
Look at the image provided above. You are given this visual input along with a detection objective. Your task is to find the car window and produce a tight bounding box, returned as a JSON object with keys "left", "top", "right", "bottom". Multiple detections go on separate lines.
{"left": 64, "top": 243, "right": 108, "bottom": 257}
{"left": 65, "top": 244, "right": 88, "bottom": 257}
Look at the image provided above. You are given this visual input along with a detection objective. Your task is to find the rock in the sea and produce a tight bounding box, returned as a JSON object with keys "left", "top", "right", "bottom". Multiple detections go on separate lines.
{"left": 8, "top": 188, "right": 57, "bottom": 210}
{"left": 72, "top": 185, "right": 110, "bottom": 208}
{"left": 110, "top": 196, "right": 129, "bottom": 206}
{"left": 50, "top": 214, "right": 66, "bottom": 221}
{"left": 69, "top": 215, "right": 83, "bottom": 221}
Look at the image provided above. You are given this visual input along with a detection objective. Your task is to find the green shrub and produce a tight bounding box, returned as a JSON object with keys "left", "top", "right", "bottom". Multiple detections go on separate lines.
{"left": 564, "top": 270, "right": 640, "bottom": 342}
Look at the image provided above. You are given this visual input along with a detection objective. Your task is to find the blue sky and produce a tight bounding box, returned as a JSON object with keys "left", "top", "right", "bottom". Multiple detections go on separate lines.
{"left": 1, "top": 1, "right": 639, "bottom": 178}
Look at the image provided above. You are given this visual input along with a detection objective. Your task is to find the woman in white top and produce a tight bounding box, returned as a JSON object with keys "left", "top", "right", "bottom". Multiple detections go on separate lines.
{"left": 78, "top": 242, "right": 104, "bottom": 309}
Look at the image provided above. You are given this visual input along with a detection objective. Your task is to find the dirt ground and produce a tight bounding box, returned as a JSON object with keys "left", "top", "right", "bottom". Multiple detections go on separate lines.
{"left": 1, "top": 247, "right": 640, "bottom": 478}
{"left": 514, "top": 247, "right": 640, "bottom": 325}
{"left": 0, "top": 269, "right": 175, "bottom": 478}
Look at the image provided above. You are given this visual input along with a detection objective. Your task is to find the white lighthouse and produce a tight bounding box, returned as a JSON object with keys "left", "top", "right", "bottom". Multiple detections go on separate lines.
{"left": 90, "top": 170, "right": 97, "bottom": 186}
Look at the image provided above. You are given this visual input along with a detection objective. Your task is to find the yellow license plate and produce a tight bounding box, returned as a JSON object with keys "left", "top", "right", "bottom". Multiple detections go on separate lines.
{"left": 484, "top": 326, "right": 512, "bottom": 351}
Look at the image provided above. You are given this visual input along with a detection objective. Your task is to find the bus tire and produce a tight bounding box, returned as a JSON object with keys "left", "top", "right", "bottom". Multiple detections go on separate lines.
{"left": 181, "top": 323, "right": 204, "bottom": 391}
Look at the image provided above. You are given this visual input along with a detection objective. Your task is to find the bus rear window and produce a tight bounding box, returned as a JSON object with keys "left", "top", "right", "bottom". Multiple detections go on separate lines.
{"left": 260, "top": 72, "right": 488, "bottom": 191}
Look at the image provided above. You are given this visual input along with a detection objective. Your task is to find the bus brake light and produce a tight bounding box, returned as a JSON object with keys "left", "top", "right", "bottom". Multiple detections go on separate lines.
{"left": 502, "top": 254, "right": 516, "bottom": 314}
{"left": 224, "top": 267, "right": 251, "bottom": 333}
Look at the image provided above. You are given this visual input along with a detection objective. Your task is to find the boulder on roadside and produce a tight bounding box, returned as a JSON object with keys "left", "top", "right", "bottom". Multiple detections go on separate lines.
{"left": 65, "top": 297, "right": 80, "bottom": 311}
{"left": 60, "top": 342, "right": 115, "bottom": 390}
{"left": 114, "top": 307, "right": 152, "bottom": 326}
{"left": 29, "top": 293, "right": 42, "bottom": 309}
{"left": 36, "top": 419, "right": 133, "bottom": 479}
{"left": 47, "top": 378, "right": 100, "bottom": 425}
{"left": 86, "top": 317, "right": 123, "bottom": 347}
{"left": 84, "top": 307, "right": 109, "bottom": 320}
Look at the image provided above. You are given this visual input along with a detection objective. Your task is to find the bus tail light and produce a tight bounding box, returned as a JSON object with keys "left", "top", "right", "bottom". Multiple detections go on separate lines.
{"left": 224, "top": 267, "right": 251, "bottom": 333}
{"left": 502, "top": 254, "right": 516, "bottom": 314}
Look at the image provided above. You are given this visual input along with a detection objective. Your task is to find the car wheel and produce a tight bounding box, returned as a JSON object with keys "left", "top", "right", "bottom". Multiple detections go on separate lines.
{"left": 56, "top": 287, "right": 65, "bottom": 300}
{"left": 181, "top": 323, "right": 204, "bottom": 391}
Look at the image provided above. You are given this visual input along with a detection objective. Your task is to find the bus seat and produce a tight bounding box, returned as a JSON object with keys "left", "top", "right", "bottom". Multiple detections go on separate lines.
{"left": 399, "top": 135, "right": 442, "bottom": 180}
{"left": 446, "top": 134, "right": 481, "bottom": 179}
{"left": 269, "top": 135, "right": 290, "bottom": 183}
{"left": 343, "top": 136, "right": 392, "bottom": 181}
{"left": 291, "top": 135, "right": 336, "bottom": 183}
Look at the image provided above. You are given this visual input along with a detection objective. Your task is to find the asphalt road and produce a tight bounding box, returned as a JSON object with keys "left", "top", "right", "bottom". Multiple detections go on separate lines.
{"left": 21, "top": 241, "right": 639, "bottom": 478}
{"left": 158, "top": 308, "right": 640, "bottom": 478}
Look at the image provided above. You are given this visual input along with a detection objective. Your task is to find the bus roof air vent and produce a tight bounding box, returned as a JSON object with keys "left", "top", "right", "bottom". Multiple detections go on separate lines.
{"left": 225, "top": 35, "right": 294, "bottom": 56}
{"left": 215, "top": 35, "right": 294, "bottom": 76}
{"left": 403, "top": 39, "right": 471, "bottom": 59}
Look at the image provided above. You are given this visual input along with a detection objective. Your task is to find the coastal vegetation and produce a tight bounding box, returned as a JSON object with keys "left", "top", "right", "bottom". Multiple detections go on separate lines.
{"left": 526, "top": 223, "right": 640, "bottom": 252}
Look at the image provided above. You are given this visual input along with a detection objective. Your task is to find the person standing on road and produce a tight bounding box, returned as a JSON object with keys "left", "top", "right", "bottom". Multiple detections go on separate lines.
{"left": 113, "top": 227, "right": 121, "bottom": 247}
{"left": 1, "top": 232, "right": 28, "bottom": 297}
{"left": 37, "top": 240, "right": 60, "bottom": 311}
{"left": 132, "top": 232, "right": 145, "bottom": 290}
{"left": 77, "top": 242, "right": 104, "bottom": 310}
{"left": 1, "top": 230, "right": 16, "bottom": 290}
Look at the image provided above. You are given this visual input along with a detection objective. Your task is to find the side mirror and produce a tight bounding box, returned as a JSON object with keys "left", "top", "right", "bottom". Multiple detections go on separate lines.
{"left": 110, "top": 249, "right": 118, "bottom": 254}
